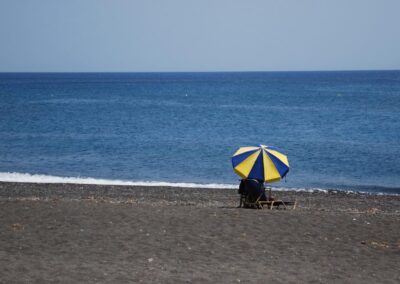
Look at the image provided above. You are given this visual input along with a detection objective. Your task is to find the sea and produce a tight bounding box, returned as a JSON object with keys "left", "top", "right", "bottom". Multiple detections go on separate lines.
{"left": 1, "top": 71, "right": 400, "bottom": 195}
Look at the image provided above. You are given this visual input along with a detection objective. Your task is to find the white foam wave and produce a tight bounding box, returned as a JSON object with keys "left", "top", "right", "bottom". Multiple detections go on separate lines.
{"left": 0, "top": 172, "right": 331, "bottom": 193}
{"left": 0, "top": 172, "right": 237, "bottom": 189}
{"left": 271, "top": 186, "right": 328, "bottom": 193}
{"left": 2, "top": 172, "right": 390, "bottom": 195}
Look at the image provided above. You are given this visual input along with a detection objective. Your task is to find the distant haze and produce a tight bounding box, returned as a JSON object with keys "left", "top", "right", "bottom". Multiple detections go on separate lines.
{"left": 0, "top": 0, "right": 399, "bottom": 72}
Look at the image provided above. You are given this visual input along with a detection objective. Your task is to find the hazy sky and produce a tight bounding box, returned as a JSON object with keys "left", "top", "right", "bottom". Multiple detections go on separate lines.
{"left": 1, "top": 0, "right": 399, "bottom": 72}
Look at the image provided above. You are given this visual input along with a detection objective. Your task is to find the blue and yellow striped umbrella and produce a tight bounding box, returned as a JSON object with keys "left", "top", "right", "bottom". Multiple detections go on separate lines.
{"left": 232, "top": 145, "right": 290, "bottom": 183}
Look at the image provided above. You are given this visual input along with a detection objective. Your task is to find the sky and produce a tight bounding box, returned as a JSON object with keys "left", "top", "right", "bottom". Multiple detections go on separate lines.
{"left": 0, "top": 0, "right": 399, "bottom": 72}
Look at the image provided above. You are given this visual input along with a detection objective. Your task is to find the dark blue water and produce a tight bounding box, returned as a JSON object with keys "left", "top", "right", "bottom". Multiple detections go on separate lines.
{"left": 1, "top": 71, "right": 400, "bottom": 193}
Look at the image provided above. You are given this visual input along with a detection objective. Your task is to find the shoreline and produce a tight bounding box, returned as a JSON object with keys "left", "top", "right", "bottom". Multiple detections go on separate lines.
{"left": 1, "top": 182, "right": 399, "bottom": 283}
{"left": 1, "top": 172, "right": 400, "bottom": 196}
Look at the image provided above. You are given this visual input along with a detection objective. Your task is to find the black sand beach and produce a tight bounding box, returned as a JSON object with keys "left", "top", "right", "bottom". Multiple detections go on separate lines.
{"left": 1, "top": 182, "right": 399, "bottom": 283}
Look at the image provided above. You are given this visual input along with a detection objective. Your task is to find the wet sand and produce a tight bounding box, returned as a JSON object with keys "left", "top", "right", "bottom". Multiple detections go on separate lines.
{"left": 0, "top": 182, "right": 399, "bottom": 283}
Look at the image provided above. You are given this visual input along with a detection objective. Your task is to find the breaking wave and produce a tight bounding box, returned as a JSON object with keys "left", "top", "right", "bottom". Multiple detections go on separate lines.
{"left": 0, "top": 172, "right": 398, "bottom": 195}
{"left": 0, "top": 172, "right": 237, "bottom": 189}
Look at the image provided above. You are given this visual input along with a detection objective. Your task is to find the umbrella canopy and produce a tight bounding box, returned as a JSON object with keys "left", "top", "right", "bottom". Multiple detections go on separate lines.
{"left": 232, "top": 145, "right": 289, "bottom": 183}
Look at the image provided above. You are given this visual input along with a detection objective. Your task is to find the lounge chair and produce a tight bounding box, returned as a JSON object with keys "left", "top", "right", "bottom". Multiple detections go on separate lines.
{"left": 239, "top": 179, "right": 296, "bottom": 210}
{"left": 259, "top": 187, "right": 297, "bottom": 210}
{"left": 241, "top": 179, "right": 267, "bottom": 209}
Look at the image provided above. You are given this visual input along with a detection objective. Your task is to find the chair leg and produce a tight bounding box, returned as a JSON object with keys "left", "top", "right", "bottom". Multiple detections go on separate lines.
{"left": 239, "top": 195, "right": 244, "bottom": 208}
{"left": 255, "top": 195, "right": 263, "bottom": 209}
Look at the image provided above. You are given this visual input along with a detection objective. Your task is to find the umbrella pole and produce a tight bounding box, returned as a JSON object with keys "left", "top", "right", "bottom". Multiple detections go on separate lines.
{"left": 266, "top": 186, "right": 272, "bottom": 201}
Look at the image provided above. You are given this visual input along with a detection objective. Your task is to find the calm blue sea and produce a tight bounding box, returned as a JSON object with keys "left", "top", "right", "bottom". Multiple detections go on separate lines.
{"left": 1, "top": 71, "right": 400, "bottom": 194}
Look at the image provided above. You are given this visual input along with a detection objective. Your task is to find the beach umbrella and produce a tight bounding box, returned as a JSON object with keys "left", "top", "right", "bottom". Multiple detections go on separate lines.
{"left": 231, "top": 145, "right": 289, "bottom": 183}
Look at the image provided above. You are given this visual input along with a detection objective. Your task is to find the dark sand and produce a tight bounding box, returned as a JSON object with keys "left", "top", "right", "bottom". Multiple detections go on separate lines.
{"left": 1, "top": 182, "right": 399, "bottom": 283}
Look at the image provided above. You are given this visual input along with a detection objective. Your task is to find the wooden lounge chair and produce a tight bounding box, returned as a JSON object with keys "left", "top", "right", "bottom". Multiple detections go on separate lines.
{"left": 240, "top": 180, "right": 296, "bottom": 210}
{"left": 258, "top": 187, "right": 297, "bottom": 210}
{"left": 259, "top": 198, "right": 297, "bottom": 210}
{"left": 241, "top": 179, "right": 267, "bottom": 209}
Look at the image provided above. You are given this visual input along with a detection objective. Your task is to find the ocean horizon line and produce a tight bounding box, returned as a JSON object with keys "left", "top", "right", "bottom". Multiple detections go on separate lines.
{"left": 1, "top": 69, "right": 399, "bottom": 74}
